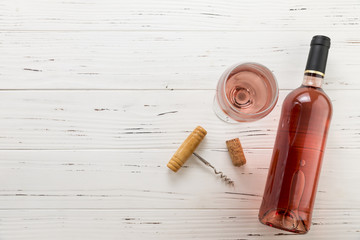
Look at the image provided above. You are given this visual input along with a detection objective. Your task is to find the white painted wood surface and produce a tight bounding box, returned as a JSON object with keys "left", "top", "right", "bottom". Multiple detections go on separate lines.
{"left": 0, "top": 210, "right": 357, "bottom": 239}
{"left": 1, "top": 0, "right": 359, "bottom": 31}
{"left": 0, "top": 31, "right": 359, "bottom": 90}
{"left": 0, "top": 149, "right": 357, "bottom": 209}
{"left": 0, "top": 90, "right": 358, "bottom": 149}
{"left": 0, "top": 0, "right": 360, "bottom": 239}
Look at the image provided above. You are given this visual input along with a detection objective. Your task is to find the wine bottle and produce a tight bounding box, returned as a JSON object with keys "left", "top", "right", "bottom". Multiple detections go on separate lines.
{"left": 258, "top": 35, "right": 333, "bottom": 234}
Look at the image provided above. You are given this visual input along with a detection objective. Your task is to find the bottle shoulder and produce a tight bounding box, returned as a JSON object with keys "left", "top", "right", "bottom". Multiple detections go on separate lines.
{"left": 286, "top": 86, "right": 331, "bottom": 102}
{"left": 283, "top": 85, "right": 333, "bottom": 112}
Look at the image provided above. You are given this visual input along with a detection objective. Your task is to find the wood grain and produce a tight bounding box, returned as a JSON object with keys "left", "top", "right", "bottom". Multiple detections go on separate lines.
{"left": 1, "top": 0, "right": 359, "bottom": 237}
{"left": 0, "top": 149, "right": 357, "bottom": 209}
{"left": 0, "top": 90, "right": 357, "bottom": 150}
{"left": 0, "top": 31, "right": 359, "bottom": 90}
{"left": 0, "top": 209, "right": 357, "bottom": 239}
{"left": 1, "top": 0, "right": 359, "bottom": 31}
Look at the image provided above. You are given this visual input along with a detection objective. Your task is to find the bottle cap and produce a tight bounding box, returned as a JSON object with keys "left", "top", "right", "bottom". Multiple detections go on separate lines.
{"left": 305, "top": 35, "right": 331, "bottom": 76}
{"left": 311, "top": 35, "right": 331, "bottom": 48}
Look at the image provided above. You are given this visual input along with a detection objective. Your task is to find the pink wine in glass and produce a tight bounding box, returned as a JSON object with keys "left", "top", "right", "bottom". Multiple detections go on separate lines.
{"left": 259, "top": 36, "right": 332, "bottom": 234}
{"left": 214, "top": 63, "right": 278, "bottom": 122}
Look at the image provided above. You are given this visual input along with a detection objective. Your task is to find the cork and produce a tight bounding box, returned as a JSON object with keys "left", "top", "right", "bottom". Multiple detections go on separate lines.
{"left": 167, "top": 126, "right": 207, "bottom": 172}
{"left": 226, "top": 138, "right": 246, "bottom": 167}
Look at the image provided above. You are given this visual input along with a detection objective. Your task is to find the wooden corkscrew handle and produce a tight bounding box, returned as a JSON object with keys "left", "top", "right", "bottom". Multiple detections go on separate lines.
{"left": 167, "top": 126, "right": 207, "bottom": 172}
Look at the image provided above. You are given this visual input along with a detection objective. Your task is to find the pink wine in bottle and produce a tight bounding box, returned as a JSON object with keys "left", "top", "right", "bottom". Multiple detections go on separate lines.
{"left": 259, "top": 35, "right": 332, "bottom": 234}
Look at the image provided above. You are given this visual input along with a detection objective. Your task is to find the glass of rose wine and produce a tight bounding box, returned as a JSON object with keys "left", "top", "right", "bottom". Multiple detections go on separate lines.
{"left": 213, "top": 62, "right": 279, "bottom": 122}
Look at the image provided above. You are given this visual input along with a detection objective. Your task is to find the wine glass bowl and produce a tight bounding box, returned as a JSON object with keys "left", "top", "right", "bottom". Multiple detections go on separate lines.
{"left": 213, "top": 62, "right": 279, "bottom": 122}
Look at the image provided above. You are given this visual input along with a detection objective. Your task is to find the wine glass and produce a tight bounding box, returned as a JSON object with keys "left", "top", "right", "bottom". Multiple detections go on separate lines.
{"left": 213, "top": 62, "right": 279, "bottom": 122}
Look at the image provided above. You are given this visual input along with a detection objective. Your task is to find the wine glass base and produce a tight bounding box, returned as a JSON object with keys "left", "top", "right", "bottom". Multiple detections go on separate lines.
{"left": 213, "top": 96, "right": 239, "bottom": 123}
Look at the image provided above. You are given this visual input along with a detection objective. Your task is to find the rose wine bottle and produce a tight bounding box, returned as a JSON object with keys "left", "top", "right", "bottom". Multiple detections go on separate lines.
{"left": 258, "top": 35, "right": 332, "bottom": 234}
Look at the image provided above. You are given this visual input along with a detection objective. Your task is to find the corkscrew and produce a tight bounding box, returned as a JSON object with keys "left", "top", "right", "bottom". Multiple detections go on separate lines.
{"left": 192, "top": 152, "right": 234, "bottom": 185}
{"left": 167, "top": 126, "right": 235, "bottom": 186}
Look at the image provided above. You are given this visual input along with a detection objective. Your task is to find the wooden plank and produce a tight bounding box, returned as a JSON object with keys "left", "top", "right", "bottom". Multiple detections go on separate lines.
{"left": 1, "top": 0, "right": 359, "bottom": 31}
{"left": 0, "top": 90, "right": 357, "bottom": 150}
{"left": 0, "top": 149, "right": 357, "bottom": 209}
{"left": 0, "top": 209, "right": 357, "bottom": 239}
{"left": 0, "top": 31, "right": 359, "bottom": 90}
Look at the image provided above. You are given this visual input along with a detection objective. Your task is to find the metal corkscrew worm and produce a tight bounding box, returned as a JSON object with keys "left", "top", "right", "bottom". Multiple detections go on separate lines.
{"left": 192, "top": 152, "right": 234, "bottom": 186}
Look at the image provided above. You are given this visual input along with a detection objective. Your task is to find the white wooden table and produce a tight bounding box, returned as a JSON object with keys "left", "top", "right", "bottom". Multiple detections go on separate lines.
{"left": 0, "top": 1, "right": 359, "bottom": 239}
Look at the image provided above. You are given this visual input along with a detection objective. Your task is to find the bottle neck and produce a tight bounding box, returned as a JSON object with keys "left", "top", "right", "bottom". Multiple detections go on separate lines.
{"left": 302, "top": 72, "right": 324, "bottom": 88}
